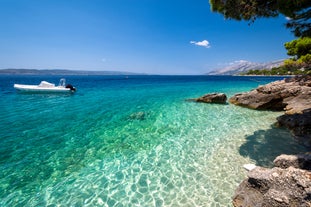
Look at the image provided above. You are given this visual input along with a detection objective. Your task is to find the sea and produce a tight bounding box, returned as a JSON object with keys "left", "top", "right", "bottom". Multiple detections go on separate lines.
{"left": 0, "top": 75, "right": 308, "bottom": 207}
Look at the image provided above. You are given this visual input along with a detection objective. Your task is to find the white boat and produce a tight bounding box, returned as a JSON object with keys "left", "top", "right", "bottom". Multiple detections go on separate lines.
{"left": 14, "top": 78, "right": 76, "bottom": 93}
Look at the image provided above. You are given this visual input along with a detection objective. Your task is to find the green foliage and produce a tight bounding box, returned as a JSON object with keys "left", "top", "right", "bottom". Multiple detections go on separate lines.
{"left": 299, "top": 54, "right": 311, "bottom": 64}
{"left": 243, "top": 37, "right": 311, "bottom": 76}
{"left": 244, "top": 64, "right": 311, "bottom": 76}
{"left": 282, "top": 37, "right": 311, "bottom": 74}
{"left": 209, "top": 0, "right": 311, "bottom": 37}
{"left": 284, "top": 58, "right": 295, "bottom": 65}
{"left": 284, "top": 37, "right": 311, "bottom": 59}
{"left": 209, "top": 0, "right": 278, "bottom": 21}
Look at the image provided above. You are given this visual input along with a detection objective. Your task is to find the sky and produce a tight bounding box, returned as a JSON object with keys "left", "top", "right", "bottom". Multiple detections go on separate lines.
{"left": 0, "top": 0, "right": 296, "bottom": 75}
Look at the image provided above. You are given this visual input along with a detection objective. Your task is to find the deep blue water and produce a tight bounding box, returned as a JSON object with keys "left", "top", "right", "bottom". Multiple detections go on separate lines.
{"left": 0, "top": 75, "right": 307, "bottom": 206}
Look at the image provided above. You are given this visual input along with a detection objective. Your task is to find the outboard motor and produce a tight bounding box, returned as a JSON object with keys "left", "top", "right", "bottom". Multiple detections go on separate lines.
{"left": 66, "top": 84, "right": 76, "bottom": 92}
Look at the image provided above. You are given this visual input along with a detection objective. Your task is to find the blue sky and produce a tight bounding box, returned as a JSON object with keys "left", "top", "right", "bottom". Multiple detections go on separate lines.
{"left": 0, "top": 0, "right": 295, "bottom": 74}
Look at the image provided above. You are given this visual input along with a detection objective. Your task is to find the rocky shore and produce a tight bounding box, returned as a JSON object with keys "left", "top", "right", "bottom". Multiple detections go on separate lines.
{"left": 229, "top": 75, "right": 311, "bottom": 207}
{"left": 229, "top": 75, "right": 311, "bottom": 146}
{"left": 191, "top": 76, "right": 311, "bottom": 206}
{"left": 232, "top": 154, "right": 311, "bottom": 207}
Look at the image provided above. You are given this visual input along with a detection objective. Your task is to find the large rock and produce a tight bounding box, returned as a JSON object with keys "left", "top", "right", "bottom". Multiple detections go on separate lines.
{"left": 229, "top": 75, "right": 311, "bottom": 145}
{"left": 277, "top": 109, "right": 311, "bottom": 146}
{"left": 229, "top": 75, "right": 311, "bottom": 113}
{"left": 233, "top": 165, "right": 311, "bottom": 207}
{"left": 190, "top": 93, "right": 227, "bottom": 104}
{"left": 233, "top": 154, "right": 311, "bottom": 207}
{"left": 274, "top": 153, "right": 311, "bottom": 170}
{"left": 231, "top": 76, "right": 311, "bottom": 206}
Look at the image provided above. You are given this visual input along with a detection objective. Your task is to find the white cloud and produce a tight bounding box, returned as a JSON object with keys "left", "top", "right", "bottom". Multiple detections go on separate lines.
{"left": 190, "top": 40, "right": 211, "bottom": 48}
{"left": 285, "top": 17, "right": 292, "bottom": 21}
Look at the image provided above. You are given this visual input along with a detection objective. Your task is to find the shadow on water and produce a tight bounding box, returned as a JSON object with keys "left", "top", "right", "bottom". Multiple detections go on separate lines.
{"left": 239, "top": 126, "right": 309, "bottom": 167}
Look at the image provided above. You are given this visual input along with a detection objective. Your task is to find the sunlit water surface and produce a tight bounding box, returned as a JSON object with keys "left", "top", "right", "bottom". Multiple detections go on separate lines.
{"left": 0, "top": 75, "right": 307, "bottom": 206}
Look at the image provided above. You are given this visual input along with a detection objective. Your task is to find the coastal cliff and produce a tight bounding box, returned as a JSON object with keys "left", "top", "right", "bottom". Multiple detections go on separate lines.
{"left": 229, "top": 75, "right": 311, "bottom": 207}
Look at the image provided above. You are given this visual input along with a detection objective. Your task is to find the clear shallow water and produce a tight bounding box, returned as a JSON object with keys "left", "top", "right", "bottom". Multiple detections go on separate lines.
{"left": 0, "top": 75, "right": 308, "bottom": 206}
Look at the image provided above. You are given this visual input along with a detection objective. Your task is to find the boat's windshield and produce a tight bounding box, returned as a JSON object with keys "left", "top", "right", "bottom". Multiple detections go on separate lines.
{"left": 59, "top": 78, "right": 66, "bottom": 87}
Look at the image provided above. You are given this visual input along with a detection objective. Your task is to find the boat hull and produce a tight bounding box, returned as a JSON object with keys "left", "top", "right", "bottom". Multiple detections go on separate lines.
{"left": 14, "top": 84, "right": 74, "bottom": 93}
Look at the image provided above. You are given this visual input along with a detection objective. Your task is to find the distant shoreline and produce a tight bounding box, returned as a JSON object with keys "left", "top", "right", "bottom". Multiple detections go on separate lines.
{"left": 0, "top": 69, "right": 146, "bottom": 76}
{"left": 0, "top": 69, "right": 295, "bottom": 77}
{"left": 234, "top": 74, "right": 295, "bottom": 77}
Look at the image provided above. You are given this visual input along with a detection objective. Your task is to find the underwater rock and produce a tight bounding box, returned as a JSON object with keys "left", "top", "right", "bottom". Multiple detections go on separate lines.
{"left": 128, "top": 111, "right": 146, "bottom": 120}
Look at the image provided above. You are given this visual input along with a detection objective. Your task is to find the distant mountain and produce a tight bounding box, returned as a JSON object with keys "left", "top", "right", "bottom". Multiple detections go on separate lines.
{"left": 207, "top": 60, "right": 285, "bottom": 75}
{"left": 0, "top": 69, "right": 145, "bottom": 75}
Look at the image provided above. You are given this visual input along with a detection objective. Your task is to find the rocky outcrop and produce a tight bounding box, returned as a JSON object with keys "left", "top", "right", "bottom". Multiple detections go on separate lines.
{"left": 229, "top": 75, "right": 311, "bottom": 146}
{"left": 277, "top": 109, "right": 311, "bottom": 146}
{"left": 274, "top": 153, "right": 311, "bottom": 170}
{"left": 231, "top": 76, "right": 311, "bottom": 206}
{"left": 229, "top": 75, "right": 311, "bottom": 113}
{"left": 188, "top": 93, "right": 227, "bottom": 104}
{"left": 233, "top": 154, "right": 311, "bottom": 207}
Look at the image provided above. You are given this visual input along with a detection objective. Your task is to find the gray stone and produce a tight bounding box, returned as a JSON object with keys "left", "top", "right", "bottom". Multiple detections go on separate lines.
{"left": 231, "top": 76, "right": 311, "bottom": 207}
{"left": 276, "top": 109, "right": 311, "bottom": 146}
{"left": 233, "top": 166, "right": 311, "bottom": 207}
{"left": 274, "top": 153, "right": 311, "bottom": 170}
{"left": 229, "top": 75, "right": 311, "bottom": 113}
{"left": 229, "top": 75, "right": 311, "bottom": 146}
{"left": 189, "top": 93, "right": 227, "bottom": 104}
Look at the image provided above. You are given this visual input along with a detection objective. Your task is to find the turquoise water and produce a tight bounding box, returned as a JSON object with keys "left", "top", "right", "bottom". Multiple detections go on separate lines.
{"left": 0, "top": 75, "right": 307, "bottom": 206}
